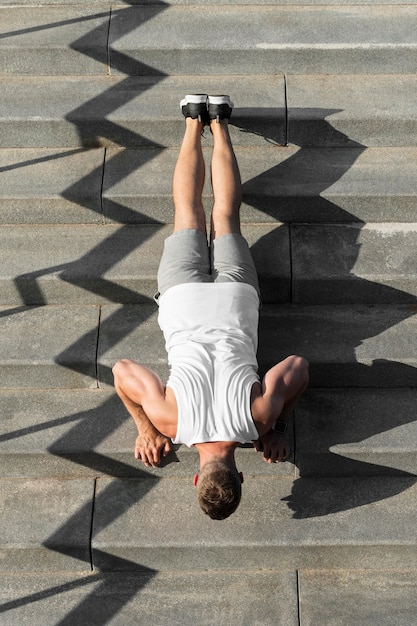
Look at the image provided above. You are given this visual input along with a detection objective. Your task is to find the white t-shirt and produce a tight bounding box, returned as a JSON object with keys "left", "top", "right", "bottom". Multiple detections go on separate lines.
{"left": 157, "top": 282, "right": 260, "bottom": 447}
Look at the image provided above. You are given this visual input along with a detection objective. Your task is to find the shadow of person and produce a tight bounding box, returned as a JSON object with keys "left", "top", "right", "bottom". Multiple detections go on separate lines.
{"left": 233, "top": 107, "right": 417, "bottom": 518}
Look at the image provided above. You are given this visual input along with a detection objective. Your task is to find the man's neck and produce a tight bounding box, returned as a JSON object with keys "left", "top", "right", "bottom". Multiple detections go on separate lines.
{"left": 194, "top": 441, "right": 239, "bottom": 470}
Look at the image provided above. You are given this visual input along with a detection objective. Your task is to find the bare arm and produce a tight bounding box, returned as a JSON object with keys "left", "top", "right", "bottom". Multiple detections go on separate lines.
{"left": 112, "top": 359, "right": 176, "bottom": 467}
{"left": 252, "top": 355, "right": 309, "bottom": 463}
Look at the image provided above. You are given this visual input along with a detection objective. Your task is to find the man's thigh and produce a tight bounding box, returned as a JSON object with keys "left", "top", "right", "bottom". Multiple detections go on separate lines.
{"left": 157, "top": 228, "right": 212, "bottom": 296}
{"left": 210, "top": 233, "right": 260, "bottom": 295}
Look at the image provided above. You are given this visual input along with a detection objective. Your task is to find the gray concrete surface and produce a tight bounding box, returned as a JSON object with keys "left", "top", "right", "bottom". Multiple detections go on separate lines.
{"left": 298, "top": 569, "right": 417, "bottom": 626}
{"left": 0, "top": 569, "right": 416, "bottom": 625}
{"left": 1, "top": 1, "right": 416, "bottom": 623}
{"left": 4, "top": 146, "right": 416, "bottom": 225}
{"left": 0, "top": 305, "right": 99, "bottom": 388}
{"left": 2, "top": 386, "right": 416, "bottom": 479}
{"left": 0, "top": 478, "right": 94, "bottom": 571}
{"left": 295, "top": 389, "right": 417, "bottom": 476}
{"left": 103, "top": 146, "right": 417, "bottom": 224}
{"left": 0, "top": 75, "right": 286, "bottom": 148}
{"left": 109, "top": 5, "right": 417, "bottom": 75}
{"left": 0, "top": 223, "right": 290, "bottom": 304}
{"left": 0, "top": 570, "right": 299, "bottom": 626}
{"left": 1, "top": 0, "right": 417, "bottom": 4}
{"left": 0, "top": 6, "right": 109, "bottom": 75}
{"left": 258, "top": 304, "right": 417, "bottom": 387}
{"left": 0, "top": 148, "right": 105, "bottom": 224}
{"left": 287, "top": 74, "right": 417, "bottom": 147}
{"left": 291, "top": 223, "right": 417, "bottom": 303}
{"left": 92, "top": 475, "right": 417, "bottom": 571}
{"left": 0, "top": 389, "right": 295, "bottom": 478}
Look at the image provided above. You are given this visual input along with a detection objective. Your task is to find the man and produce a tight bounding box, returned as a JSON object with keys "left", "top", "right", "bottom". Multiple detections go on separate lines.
{"left": 113, "top": 94, "right": 309, "bottom": 520}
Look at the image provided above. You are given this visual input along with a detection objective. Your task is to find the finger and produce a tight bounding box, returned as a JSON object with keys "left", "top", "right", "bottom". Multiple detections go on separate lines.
{"left": 269, "top": 447, "right": 278, "bottom": 463}
{"left": 151, "top": 446, "right": 161, "bottom": 467}
{"left": 163, "top": 441, "right": 171, "bottom": 457}
{"left": 278, "top": 444, "right": 289, "bottom": 462}
{"left": 263, "top": 446, "right": 271, "bottom": 462}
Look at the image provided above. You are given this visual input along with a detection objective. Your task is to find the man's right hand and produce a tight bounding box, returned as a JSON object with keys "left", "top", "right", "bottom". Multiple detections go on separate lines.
{"left": 135, "top": 428, "right": 172, "bottom": 468}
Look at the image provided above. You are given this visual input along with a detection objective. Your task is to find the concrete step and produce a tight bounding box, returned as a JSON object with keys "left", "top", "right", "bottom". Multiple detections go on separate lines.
{"left": 0, "top": 569, "right": 416, "bottom": 626}
{"left": 1, "top": 6, "right": 109, "bottom": 75}
{"left": 0, "top": 474, "right": 415, "bottom": 572}
{"left": 1, "top": 303, "right": 416, "bottom": 389}
{"left": 1, "top": 74, "right": 416, "bottom": 149}
{"left": 0, "top": 75, "right": 285, "bottom": 148}
{"left": 287, "top": 74, "right": 417, "bottom": 148}
{"left": 2, "top": 0, "right": 417, "bottom": 4}
{"left": 0, "top": 223, "right": 290, "bottom": 305}
{"left": 90, "top": 475, "right": 417, "bottom": 571}
{"left": 108, "top": 5, "right": 417, "bottom": 75}
{"left": 0, "top": 388, "right": 415, "bottom": 478}
{"left": 296, "top": 389, "right": 417, "bottom": 477}
{"left": 0, "top": 570, "right": 300, "bottom": 626}
{"left": 2, "top": 223, "right": 417, "bottom": 305}
{"left": 291, "top": 223, "right": 417, "bottom": 304}
{"left": 2, "top": 6, "right": 416, "bottom": 76}
{"left": 2, "top": 146, "right": 417, "bottom": 225}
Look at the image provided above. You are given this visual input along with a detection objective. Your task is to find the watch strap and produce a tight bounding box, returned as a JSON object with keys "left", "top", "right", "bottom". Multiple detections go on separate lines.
{"left": 272, "top": 420, "right": 287, "bottom": 434}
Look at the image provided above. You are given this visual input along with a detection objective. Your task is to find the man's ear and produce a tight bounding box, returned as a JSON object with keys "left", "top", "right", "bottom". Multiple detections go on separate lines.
{"left": 193, "top": 474, "right": 199, "bottom": 486}
{"left": 239, "top": 472, "right": 244, "bottom": 484}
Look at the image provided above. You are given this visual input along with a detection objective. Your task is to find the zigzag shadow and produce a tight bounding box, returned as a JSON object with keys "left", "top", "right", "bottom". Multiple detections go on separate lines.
{"left": 1, "top": 5, "right": 416, "bottom": 619}
{"left": 1, "top": 4, "right": 170, "bottom": 620}
{"left": 237, "top": 110, "right": 417, "bottom": 518}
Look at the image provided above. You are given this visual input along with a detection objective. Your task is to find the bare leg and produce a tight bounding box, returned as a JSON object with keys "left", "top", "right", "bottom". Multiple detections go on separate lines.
{"left": 173, "top": 117, "right": 207, "bottom": 234}
{"left": 210, "top": 119, "right": 242, "bottom": 240}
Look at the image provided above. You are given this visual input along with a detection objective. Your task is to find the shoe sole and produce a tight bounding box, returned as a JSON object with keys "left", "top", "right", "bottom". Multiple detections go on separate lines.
{"left": 180, "top": 94, "right": 209, "bottom": 123}
{"left": 180, "top": 94, "right": 208, "bottom": 108}
{"left": 208, "top": 95, "right": 234, "bottom": 121}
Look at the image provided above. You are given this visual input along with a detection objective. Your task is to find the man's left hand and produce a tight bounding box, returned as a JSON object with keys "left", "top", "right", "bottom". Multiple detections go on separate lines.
{"left": 254, "top": 430, "right": 290, "bottom": 463}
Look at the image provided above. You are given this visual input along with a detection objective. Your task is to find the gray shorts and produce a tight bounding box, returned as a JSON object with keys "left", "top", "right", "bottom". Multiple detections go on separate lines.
{"left": 156, "top": 229, "right": 260, "bottom": 299}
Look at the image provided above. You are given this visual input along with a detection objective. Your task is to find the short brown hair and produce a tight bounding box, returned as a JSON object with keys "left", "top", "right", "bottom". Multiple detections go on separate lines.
{"left": 197, "top": 461, "right": 242, "bottom": 520}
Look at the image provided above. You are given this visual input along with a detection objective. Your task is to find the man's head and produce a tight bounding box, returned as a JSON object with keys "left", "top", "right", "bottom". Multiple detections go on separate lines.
{"left": 194, "top": 460, "right": 244, "bottom": 520}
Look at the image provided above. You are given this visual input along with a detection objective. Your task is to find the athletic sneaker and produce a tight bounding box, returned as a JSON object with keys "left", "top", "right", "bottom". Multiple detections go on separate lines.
{"left": 180, "top": 94, "right": 209, "bottom": 124}
{"left": 208, "top": 95, "right": 234, "bottom": 123}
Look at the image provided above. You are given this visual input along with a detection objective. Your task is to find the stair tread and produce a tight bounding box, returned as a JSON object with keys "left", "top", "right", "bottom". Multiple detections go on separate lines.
{"left": 1, "top": 223, "right": 417, "bottom": 304}
{"left": 0, "top": 475, "right": 416, "bottom": 571}
{"left": 92, "top": 474, "right": 417, "bottom": 570}
{"left": 0, "top": 75, "right": 415, "bottom": 148}
{"left": 0, "top": 388, "right": 415, "bottom": 478}
{"left": 2, "top": 5, "right": 416, "bottom": 75}
{"left": 0, "top": 223, "right": 290, "bottom": 304}
{"left": 1, "top": 303, "right": 416, "bottom": 388}
{"left": 0, "top": 75, "right": 286, "bottom": 148}
{"left": 2, "top": 146, "right": 417, "bottom": 224}
{"left": 0, "top": 568, "right": 415, "bottom": 625}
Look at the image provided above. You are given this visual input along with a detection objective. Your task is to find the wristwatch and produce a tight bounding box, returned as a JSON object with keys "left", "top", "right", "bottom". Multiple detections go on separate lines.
{"left": 272, "top": 420, "right": 288, "bottom": 434}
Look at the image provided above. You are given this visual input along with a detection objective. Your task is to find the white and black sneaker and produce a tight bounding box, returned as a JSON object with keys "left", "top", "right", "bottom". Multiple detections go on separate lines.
{"left": 180, "top": 94, "right": 209, "bottom": 124}
{"left": 208, "top": 95, "right": 234, "bottom": 123}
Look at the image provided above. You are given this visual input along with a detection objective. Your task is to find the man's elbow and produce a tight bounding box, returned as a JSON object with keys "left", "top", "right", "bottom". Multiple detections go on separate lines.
{"left": 112, "top": 359, "right": 132, "bottom": 383}
{"left": 290, "top": 355, "right": 309, "bottom": 386}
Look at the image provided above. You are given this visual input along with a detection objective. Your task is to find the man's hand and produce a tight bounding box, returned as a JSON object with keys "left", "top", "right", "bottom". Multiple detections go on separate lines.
{"left": 254, "top": 429, "right": 290, "bottom": 464}
{"left": 135, "top": 426, "right": 172, "bottom": 468}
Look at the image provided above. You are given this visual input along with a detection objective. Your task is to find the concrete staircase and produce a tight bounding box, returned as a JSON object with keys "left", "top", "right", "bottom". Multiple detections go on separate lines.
{"left": 1, "top": 2, "right": 417, "bottom": 624}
